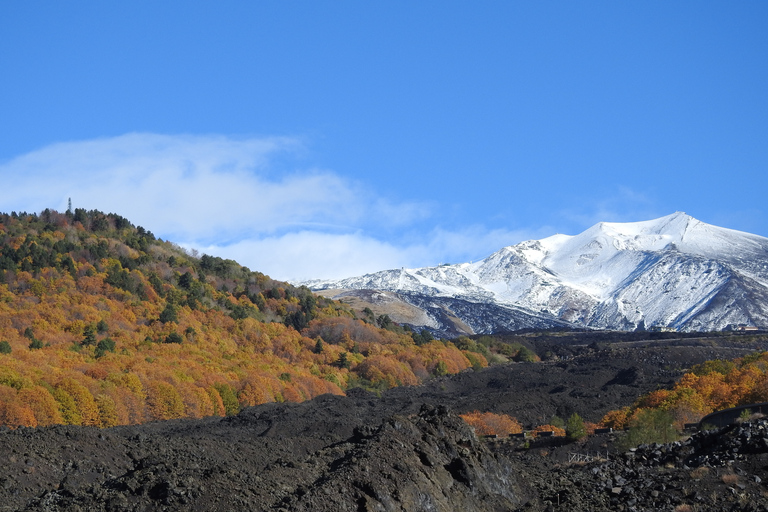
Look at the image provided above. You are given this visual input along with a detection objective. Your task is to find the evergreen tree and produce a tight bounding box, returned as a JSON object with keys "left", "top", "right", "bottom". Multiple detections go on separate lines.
{"left": 164, "top": 332, "right": 183, "bottom": 344}
{"left": 337, "top": 351, "right": 351, "bottom": 369}
{"left": 81, "top": 325, "right": 97, "bottom": 346}
{"left": 159, "top": 303, "right": 178, "bottom": 324}
{"left": 95, "top": 338, "right": 116, "bottom": 358}
{"left": 178, "top": 271, "right": 194, "bottom": 289}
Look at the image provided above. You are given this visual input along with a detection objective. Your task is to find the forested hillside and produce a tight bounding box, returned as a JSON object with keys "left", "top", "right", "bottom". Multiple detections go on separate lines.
{"left": 0, "top": 209, "right": 479, "bottom": 428}
{"left": 601, "top": 349, "right": 768, "bottom": 433}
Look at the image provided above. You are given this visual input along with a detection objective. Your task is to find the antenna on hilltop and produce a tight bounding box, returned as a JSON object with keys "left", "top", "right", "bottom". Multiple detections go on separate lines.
{"left": 67, "top": 198, "right": 72, "bottom": 215}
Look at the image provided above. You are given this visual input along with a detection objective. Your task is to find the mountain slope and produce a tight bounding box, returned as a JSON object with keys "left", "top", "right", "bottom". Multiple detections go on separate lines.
{"left": 0, "top": 209, "right": 483, "bottom": 429}
{"left": 307, "top": 213, "right": 768, "bottom": 334}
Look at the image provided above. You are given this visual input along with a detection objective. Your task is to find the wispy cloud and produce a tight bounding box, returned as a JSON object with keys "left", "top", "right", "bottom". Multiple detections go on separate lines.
{"left": 1, "top": 133, "right": 532, "bottom": 280}
{"left": 0, "top": 133, "right": 377, "bottom": 243}
{"left": 198, "top": 226, "right": 541, "bottom": 282}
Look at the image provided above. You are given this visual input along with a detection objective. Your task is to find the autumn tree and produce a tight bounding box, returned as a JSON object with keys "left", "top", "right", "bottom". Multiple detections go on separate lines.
{"left": 530, "top": 424, "right": 566, "bottom": 437}
{"left": 460, "top": 411, "right": 523, "bottom": 436}
{"left": 146, "top": 381, "right": 185, "bottom": 421}
{"left": 56, "top": 378, "right": 100, "bottom": 426}
{"left": 18, "top": 386, "right": 62, "bottom": 426}
{"left": 0, "top": 387, "right": 37, "bottom": 428}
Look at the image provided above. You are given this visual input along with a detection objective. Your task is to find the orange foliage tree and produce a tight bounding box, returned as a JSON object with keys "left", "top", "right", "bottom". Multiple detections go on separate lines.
{"left": 530, "top": 424, "right": 566, "bottom": 437}
{"left": 459, "top": 411, "right": 523, "bottom": 436}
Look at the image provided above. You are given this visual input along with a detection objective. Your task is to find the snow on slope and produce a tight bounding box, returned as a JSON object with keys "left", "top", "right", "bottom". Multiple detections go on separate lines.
{"left": 305, "top": 213, "right": 768, "bottom": 332}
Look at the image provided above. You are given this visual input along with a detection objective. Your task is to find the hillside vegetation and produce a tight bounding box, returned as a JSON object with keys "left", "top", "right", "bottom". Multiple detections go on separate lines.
{"left": 601, "top": 349, "right": 768, "bottom": 432}
{"left": 0, "top": 209, "right": 479, "bottom": 428}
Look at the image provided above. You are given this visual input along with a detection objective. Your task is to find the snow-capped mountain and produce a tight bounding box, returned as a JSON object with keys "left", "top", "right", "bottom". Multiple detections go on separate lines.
{"left": 306, "top": 213, "right": 768, "bottom": 335}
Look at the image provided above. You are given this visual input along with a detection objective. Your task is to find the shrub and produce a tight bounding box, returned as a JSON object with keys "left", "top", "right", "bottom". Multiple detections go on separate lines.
{"left": 531, "top": 424, "right": 566, "bottom": 437}
{"left": 514, "top": 346, "right": 538, "bottom": 362}
{"left": 460, "top": 411, "right": 522, "bottom": 436}
{"left": 566, "top": 413, "right": 588, "bottom": 441}
{"left": 619, "top": 408, "right": 678, "bottom": 449}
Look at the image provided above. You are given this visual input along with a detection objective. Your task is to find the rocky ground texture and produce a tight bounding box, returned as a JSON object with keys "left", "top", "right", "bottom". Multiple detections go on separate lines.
{"left": 1, "top": 335, "right": 768, "bottom": 511}
{"left": 506, "top": 418, "right": 768, "bottom": 511}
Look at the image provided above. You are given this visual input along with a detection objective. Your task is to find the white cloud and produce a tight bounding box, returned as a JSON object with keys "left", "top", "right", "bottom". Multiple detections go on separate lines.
{"left": 0, "top": 133, "right": 556, "bottom": 281}
{"left": 195, "top": 226, "right": 543, "bottom": 282}
{"left": 0, "top": 133, "right": 414, "bottom": 243}
{"left": 196, "top": 232, "right": 413, "bottom": 282}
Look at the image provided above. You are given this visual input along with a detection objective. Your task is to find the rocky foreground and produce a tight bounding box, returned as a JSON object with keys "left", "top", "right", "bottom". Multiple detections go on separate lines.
{"left": 508, "top": 418, "right": 768, "bottom": 511}
{"left": 2, "top": 337, "right": 768, "bottom": 511}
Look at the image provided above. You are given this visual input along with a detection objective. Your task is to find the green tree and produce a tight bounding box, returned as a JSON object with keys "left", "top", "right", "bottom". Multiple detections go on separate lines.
{"left": 96, "top": 319, "right": 109, "bottom": 334}
{"left": 377, "top": 314, "right": 394, "bottom": 330}
{"left": 178, "top": 271, "right": 194, "bottom": 289}
{"left": 159, "top": 303, "right": 178, "bottom": 324}
{"left": 81, "top": 325, "right": 97, "bottom": 346}
{"left": 514, "top": 346, "right": 537, "bottom": 362}
{"left": 164, "top": 332, "right": 184, "bottom": 344}
{"left": 565, "top": 413, "right": 588, "bottom": 441}
{"left": 550, "top": 415, "right": 565, "bottom": 429}
{"left": 413, "top": 329, "right": 435, "bottom": 346}
{"left": 337, "top": 351, "right": 351, "bottom": 369}
{"left": 95, "top": 338, "right": 116, "bottom": 358}
{"left": 213, "top": 383, "right": 240, "bottom": 416}
{"left": 620, "top": 409, "right": 678, "bottom": 449}
{"left": 0, "top": 341, "right": 11, "bottom": 354}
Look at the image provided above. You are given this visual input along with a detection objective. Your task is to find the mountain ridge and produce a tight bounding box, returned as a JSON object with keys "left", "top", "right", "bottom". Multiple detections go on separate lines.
{"left": 305, "top": 213, "right": 768, "bottom": 335}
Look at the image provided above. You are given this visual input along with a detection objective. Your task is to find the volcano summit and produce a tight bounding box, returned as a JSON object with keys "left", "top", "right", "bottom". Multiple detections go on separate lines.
{"left": 307, "top": 213, "right": 768, "bottom": 336}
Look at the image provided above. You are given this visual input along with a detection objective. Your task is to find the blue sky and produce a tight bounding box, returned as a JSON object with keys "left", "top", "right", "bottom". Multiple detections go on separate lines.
{"left": 1, "top": 2, "right": 766, "bottom": 281}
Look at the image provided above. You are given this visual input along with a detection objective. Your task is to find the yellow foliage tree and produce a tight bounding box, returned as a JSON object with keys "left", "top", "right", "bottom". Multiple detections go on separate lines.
{"left": 146, "top": 380, "right": 186, "bottom": 421}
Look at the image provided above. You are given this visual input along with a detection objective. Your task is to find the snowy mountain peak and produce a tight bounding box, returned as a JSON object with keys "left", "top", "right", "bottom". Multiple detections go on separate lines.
{"left": 307, "top": 214, "right": 768, "bottom": 334}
